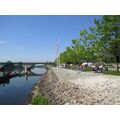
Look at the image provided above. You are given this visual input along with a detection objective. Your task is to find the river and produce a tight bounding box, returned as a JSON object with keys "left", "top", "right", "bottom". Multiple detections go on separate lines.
{"left": 0, "top": 68, "right": 46, "bottom": 105}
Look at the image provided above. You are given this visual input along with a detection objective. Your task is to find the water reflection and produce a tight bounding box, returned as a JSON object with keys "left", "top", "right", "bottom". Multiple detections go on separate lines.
{"left": 0, "top": 75, "right": 41, "bottom": 105}
{"left": 0, "top": 67, "right": 47, "bottom": 105}
{"left": 30, "top": 68, "right": 47, "bottom": 75}
{"left": 0, "top": 67, "right": 47, "bottom": 87}
{"left": 0, "top": 76, "right": 10, "bottom": 87}
{"left": 25, "top": 74, "right": 28, "bottom": 80}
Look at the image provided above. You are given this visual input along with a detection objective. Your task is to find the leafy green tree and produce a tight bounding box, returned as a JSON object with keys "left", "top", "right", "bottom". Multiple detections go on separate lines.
{"left": 94, "top": 15, "right": 120, "bottom": 71}
{"left": 62, "top": 47, "right": 75, "bottom": 63}
{"left": 71, "top": 39, "right": 81, "bottom": 63}
{"left": 58, "top": 15, "right": 120, "bottom": 72}
{"left": 79, "top": 29, "right": 99, "bottom": 62}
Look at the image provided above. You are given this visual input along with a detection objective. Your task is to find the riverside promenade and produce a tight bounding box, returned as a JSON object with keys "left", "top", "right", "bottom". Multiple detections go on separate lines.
{"left": 30, "top": 67, "right": 120, "bottom": 105}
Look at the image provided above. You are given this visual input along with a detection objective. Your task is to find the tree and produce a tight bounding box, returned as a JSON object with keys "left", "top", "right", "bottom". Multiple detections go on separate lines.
{"left": 71, "top": 39, "right": 81, "bottom": 63}
{"left": 94, "top": 15, "right": 120, "bottom": 71}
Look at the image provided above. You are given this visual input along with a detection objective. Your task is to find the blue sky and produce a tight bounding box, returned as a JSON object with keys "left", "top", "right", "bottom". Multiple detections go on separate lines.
{"left": 0, "top": 15, "right": 101, "bottom": 62}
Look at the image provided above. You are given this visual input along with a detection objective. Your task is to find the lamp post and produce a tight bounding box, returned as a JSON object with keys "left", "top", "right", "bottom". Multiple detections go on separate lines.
{"left": 57, "top": 40, "right": 60, "bottom": 68}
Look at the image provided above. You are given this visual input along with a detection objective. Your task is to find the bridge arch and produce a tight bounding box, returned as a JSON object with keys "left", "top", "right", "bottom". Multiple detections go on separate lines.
{"left": 28, "top": 64, "right": 46, "bottom": 76}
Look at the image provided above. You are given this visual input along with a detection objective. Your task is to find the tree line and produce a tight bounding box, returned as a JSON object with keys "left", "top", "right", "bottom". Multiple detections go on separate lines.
{"left": 57, "top": 15, "right": 120, "bottom": 71}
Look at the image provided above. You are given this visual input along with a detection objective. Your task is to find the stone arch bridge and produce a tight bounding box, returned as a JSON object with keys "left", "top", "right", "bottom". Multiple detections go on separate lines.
{"left": 0, "top": 62, "right": 55, "bottom": 71}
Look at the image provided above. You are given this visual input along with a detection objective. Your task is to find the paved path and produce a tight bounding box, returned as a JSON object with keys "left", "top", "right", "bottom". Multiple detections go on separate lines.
{"left": 52, "top": 67, "right": 120, "bottom": 104}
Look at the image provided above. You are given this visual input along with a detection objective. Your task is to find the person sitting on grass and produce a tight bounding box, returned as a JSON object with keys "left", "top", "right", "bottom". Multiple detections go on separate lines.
{"left": 93, "top": 65, "right": 103, "bottom": 73}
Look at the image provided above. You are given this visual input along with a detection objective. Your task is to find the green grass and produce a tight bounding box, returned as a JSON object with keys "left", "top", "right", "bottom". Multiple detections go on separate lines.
{"left": 84, "top": 67, "right": 92, "bottom": 72}
{"left": 103, "top": 71, "right": 120, "bottom": 76}
{"left": 31, "top": 96, "right": 49, "bottom": 105}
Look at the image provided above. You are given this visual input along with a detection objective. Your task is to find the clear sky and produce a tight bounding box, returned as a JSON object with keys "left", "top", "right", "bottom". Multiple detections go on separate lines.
{"left": 0, "top": 15, "right": 101, "bottom": 62}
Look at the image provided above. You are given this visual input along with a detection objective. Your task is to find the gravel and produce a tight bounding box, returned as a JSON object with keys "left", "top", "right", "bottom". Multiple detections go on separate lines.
{"left": 51, "top": 68, "right": 120, "bottom": 105}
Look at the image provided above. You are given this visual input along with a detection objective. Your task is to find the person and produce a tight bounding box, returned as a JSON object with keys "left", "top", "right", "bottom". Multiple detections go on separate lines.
{"left": 81, "top": 62, "right": 88, "bottom": 70}
{"left": 94, "top": 65, "right": 99, "bottom": 73}
{"left": 80, "top": 64, "right": 83, "bottom": 71}
{"left": 99, "top": 65, "right": 103, "bottom": 72}
{"left": 91, "top": 65, "right": 96, "bottom": 71}
{"left": 94, "top": 65, "right": 103, "bottom": 73}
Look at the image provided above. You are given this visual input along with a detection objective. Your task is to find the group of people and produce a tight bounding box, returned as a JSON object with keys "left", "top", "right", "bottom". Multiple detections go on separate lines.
{"left": 64, "top": 62, "right": 104, "bottom": 73}
{"left": 80, "top": 62, "right": 103, "bottom": 73}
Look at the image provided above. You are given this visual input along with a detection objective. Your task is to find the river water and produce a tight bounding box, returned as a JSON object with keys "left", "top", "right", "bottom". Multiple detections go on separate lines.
{"left": 0, "top": 68, "right": 46, "bottom": 105}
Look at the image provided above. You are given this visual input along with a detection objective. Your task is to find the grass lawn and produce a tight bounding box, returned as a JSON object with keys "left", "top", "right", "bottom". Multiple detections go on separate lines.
{"left": 84, "top": 67, "right": 92, "bottom": 72}
{"left": 31, "top": 96, "right": 49, "bottom": 105}
{"left": 103, "top": 71, "right": 120, "bottom": 76}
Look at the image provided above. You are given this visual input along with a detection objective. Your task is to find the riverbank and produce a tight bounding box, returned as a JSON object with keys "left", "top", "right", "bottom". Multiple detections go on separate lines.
{"left": 29, "top": 67, "right": 120, "bottom": 105}
{"left": 26, "top": 79, "right": 42, "bottom": 104}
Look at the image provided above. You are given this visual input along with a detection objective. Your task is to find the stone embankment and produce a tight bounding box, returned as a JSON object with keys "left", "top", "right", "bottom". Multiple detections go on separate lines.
{"left": 30, "top": 67, "right": 120, "bottom": 105}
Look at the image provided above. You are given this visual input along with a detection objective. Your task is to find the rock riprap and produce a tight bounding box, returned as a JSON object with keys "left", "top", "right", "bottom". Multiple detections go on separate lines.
{"left": 36, "top": 67, "right": 120, "bottom": 105}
